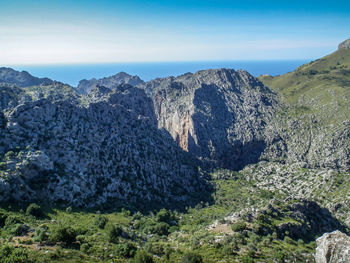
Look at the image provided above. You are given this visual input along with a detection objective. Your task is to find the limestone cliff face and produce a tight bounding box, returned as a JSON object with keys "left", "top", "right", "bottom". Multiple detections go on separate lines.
{"left": 0, "top": 84, "right": 205, "bottom": 208}
{"left": 315, "top": 231, "right": 350, "bottom": 263}
{"left": 140, "top": 69, "right": 278, "bottom": 170}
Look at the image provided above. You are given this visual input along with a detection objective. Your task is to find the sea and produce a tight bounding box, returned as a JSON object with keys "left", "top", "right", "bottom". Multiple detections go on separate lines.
{"left": 9, "top": 60, "right": 309, "bottom": 87}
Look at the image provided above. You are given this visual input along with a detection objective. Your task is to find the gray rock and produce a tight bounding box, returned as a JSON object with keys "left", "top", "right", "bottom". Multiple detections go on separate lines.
{"left": 77, "top": 72, "right": 144, "bottom": 94}
{"left": 139, "top": 69, "right": 278, "bottom": 170}
{"left": 315, "top": 230, "right": 350, "bottom": 263}
{"left": 0, "top": 84, "right": 205, "bottom": 208}
{"left": 338, "top": 38, "right": 350, "bottom": 50}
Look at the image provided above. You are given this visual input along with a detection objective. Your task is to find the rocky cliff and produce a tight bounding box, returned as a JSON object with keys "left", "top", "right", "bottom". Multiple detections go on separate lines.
{"left": 315, "top": 231, "right": 350, "bottom": 263}
{"left": 0, "top": 84, "right": 206, "bottom": 208}
{"left": 140, "top": 69, "right": 278, "bottom": 170}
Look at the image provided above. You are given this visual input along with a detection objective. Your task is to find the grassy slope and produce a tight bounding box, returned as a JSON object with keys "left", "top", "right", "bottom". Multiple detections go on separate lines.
{"left": 259, "top": 49, "right": 350, "bottom": 125}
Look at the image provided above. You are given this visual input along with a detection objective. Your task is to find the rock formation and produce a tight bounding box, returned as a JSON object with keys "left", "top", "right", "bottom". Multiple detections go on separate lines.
{"left": 315, "top": 231, "right": 350, "bottom": 263}
{"left": 338, "top": 38, "right": 350, "bottom": 50}
{"left": 0, "top": 83, "right": 206, "bottom": 208}
{"left": 77, "top": 72, "right": 144, "bottom": 94}
{"left": 139, "top": 69, "right": 278, "bottom": 170}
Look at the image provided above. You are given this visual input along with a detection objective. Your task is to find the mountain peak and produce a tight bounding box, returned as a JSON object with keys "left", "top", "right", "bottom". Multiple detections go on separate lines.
{"left": 338, "top": 38, "right": 350, "bottom": 50}
{"left": 76, "top": 72, "right": 144, "bottom": 94}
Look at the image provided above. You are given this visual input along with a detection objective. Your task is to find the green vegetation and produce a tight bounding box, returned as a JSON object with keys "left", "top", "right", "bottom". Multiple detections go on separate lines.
{"left": 259, "top": 49, "right": 350, "bottom": 126}
{"left": 0, "top": 168, "right": 328, "bottom": 262}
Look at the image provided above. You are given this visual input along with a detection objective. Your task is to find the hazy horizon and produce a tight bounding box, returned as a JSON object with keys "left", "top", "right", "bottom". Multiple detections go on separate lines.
{"left": 7, "top": 59, "right": 309, "bottom": 87}
{"left": 1, "top": 0, "right": 349, "bottom": 64}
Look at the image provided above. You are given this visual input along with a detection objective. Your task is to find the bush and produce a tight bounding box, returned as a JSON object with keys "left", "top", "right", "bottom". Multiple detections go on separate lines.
{"left": 231, "top": 221, "right": 246, "bottom": 232}
{"left": 9, "top": 224, "right": 29, "bottom": 236}
{"left": 80, "top": 243, "right": 90, "bottom": 253}
{"left": 0, "top": 212, "right": 8, "bottom": 227}
{"left": 34, "top": 225, "right": 49, "bottom": 242}
{"left": 108, "top": 225, "right": 123, "bottom": 243}
{"left": 156, "top": 209, "right": 172, "bottom": 223}
{"left": 182, "top": 252, "right": 203, "bottom": 263}
{"left": 151, "top": 222, "right": 169, "bottom": 236}
{"left": 94, "top": 215, "right": 108, "bottom": 229}
{"left": 133, "top": 250, "right": 153, "bottom": 263}
{"left": 0, "top": 244, "right": 32, "bottom": 263}
{"left": 50, "top": 225, "right": 76, "bottom": 245}
{"left": 4, "top": 216, "right": 22, "bottom": 227}
{"left": 26, "top": 203, "right": 44, "bottom": 218}
{"left": 115, "top": 242, "right": 137, "bottom": 258}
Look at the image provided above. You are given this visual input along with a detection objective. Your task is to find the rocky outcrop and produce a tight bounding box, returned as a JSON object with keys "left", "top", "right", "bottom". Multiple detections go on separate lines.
{"left": 140, "top": 69, "right": 278, "bottom": 170}
{"left": 262, "top": 112, "right": 350, "bottom": 170}
{"left": 315, "top": 231, "right": 350, "bottom": 263}
{"left": 0, "top": 67, "right": 56, "bottom": 87}
{"left": 77, "top": 72, "right": 144, "bottom": 94}
{"left": 338, "top": 38, "right": 350, "bottom": 50}
{"left": 0, "top": 84, "right": 206, "bottom": 208}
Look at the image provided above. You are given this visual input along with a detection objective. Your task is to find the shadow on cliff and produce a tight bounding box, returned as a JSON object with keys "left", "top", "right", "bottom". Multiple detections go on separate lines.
{"left": 1, "top": 84, "right": 214, "bottom": 214}
{"left": 190, "top": 83, "right": 266, "bottom": 171}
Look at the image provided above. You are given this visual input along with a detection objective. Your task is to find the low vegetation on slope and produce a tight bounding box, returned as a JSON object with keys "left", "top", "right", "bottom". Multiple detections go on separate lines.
{"left": 260, "top": 48, "right": 350, "bottom": 170}
{"left": 0, "top": 166, "right": 348, "bottom": 263}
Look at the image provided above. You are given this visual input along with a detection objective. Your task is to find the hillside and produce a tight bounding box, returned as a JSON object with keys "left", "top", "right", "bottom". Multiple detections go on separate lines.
{"left": 0, "top": 67, "right": 58, "bottom": 88}
{"left": 259, "top": 45, "right": 350, "bottom": 170}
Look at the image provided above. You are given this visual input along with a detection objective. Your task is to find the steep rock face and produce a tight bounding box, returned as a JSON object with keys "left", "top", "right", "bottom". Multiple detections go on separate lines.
{"left": 140, "top": 69, "right": 278, "bottom": 170}
{"left": 315, "top": 231, "right": 350, "bottom": 263}
{"left": 0, "top": 67, "right": 55, "bottom": 87}
{"left": 77, "top": 72, "right": 144, "bottom": 94}
{"left": 0, "top": 85, "right": 205, "bottom": 208}
{"left": 338, "top": 38, "right": 350, "bottom": 50}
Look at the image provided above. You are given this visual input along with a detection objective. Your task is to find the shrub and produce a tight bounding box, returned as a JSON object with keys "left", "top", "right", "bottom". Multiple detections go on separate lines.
{"left": 182, "top": 252, "right": 203, "bottom": 263}
{"left": 151, "top": 222, "right": 169, "bottom": 236}
{"left": 9, "top": 224, "right": 29, "bottom": 236}
{"left": 50, "top": 225, "right": 76, "bottom": 245}
{"left": 94, "top": 215, "right": 108, "bottom": 229}
{"left": 0, "top": 212, "right": 7, "bottom": 227}
{"left": 133, "top": 250, "right": 153, "bottom": 263}
{"left": 4, "top": 216, "right": 22, "bottom": 227}
{"left": 34, "top": 225, "right": 49, "bottom": 242}
{"left": 108, "top": 225, "right": 123, "bottom": 243}
{"left": 80, "top": 243, "right": 91, "bottom": 253}
{"left": 231, "top": 221, "right": 246, "bottom": 232}
{"left": 241, "top": 254, "right": 255, "bottom": 263}
{"left": 156, "top": 209, "right": 172, "bottom": 223}
{"left": 0, "top": 244, "right": 32, "bottom": 263}
{"left": 115, "top": 242, "right": 137, "bottom": 258}
{"left": 26, "top": 203, "right": 44, "bottom": 218}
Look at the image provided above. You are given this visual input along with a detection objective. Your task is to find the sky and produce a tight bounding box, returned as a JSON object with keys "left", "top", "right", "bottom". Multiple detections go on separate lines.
{"left": 1, "top": 0, "right": 349, "bottom": 64}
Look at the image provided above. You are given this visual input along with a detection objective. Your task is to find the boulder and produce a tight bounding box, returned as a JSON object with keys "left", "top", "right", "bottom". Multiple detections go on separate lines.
{"left": 315, "top": 230, "right": 350, "bottom": 263}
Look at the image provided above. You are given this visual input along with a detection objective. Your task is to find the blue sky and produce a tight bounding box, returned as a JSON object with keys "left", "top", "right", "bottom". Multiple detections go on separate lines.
{"left": 1, "top": 0, "right": 349, "bottom": 64}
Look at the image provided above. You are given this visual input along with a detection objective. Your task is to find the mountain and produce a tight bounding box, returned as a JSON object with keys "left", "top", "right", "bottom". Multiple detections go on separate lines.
{"left": 0, "top": 84, "right": 207, "bottom": 209}
{"left": 0, "top": 67, "right": 56, "bottom": 87}
{"left": 76, "top": 72, "right": 144, "bottom": 94}
{"left": 139, "top": 69, "right": 278, "bottom": 170}
{"left": 259, "top": 41, "right": 350, "bottom": 170}
{"left": 0, "top": 39, "right": 349, "bottom": 262}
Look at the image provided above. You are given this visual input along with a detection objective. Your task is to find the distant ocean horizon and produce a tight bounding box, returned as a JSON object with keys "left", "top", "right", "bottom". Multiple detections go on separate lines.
{"left": 8, "top": 60, "right": 310, "bottom": 87}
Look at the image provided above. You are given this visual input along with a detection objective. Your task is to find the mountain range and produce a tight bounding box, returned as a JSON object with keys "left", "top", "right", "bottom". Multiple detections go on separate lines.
{"left": 0, "top": 39, "right": 349, "bottom": 262}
